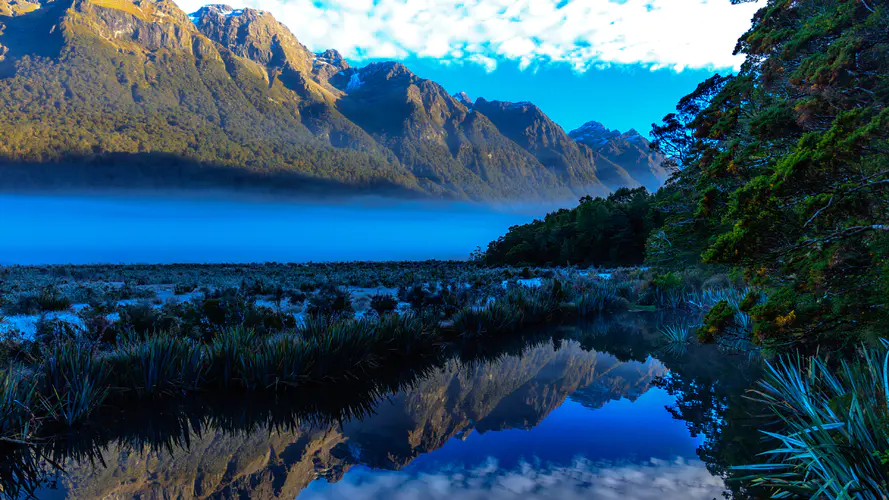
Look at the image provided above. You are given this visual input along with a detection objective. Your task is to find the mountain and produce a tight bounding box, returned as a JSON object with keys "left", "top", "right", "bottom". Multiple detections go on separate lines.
{"left": 0, "top": 0, "right": 664, "bottom": 201}
{"left": 569, "top": 121, "right": 670, "bottom": 191}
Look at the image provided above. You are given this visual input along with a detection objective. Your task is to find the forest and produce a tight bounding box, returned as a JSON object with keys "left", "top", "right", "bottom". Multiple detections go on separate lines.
{"left": 483, "top": 187, "right": 659, "bottom": 268}
{"left": 485, "top": 0, "right": 888, "bottom": 348}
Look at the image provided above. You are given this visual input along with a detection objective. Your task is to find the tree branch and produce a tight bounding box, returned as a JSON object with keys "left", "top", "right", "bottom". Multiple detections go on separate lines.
{"left": 804, "top": 196, "right": 833, "bottom": 228}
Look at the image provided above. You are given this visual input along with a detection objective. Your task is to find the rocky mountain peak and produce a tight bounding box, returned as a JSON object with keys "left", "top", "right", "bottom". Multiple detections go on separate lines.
{"left": 568, "top": 121, "right": 621, "bottom": 147}
{"left": 475, "top": 98, "right": 541, "bottom": 114}
{"left": 330, "top": 60, "right": 417, "bottom": 93}
{"left": 312, "top": 48, "right": 349, "bottom": 84}
{"left": 190, "top": 3, "right": 314, "bottom": 75}
{"left": 453, "top": 91, "right": 472, "bottom": 107}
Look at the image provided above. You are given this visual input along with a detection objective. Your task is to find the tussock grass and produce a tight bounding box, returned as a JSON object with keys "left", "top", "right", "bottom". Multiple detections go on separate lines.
{"left": 735, "top": 341, "right": 889, "bottom": 498}
{"left": 38, "top": 343, "right": 109, "bottom": 427}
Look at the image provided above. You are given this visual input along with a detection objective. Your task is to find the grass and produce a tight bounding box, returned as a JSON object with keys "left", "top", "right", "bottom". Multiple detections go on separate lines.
{"left": 88, "top": 0, "right": 153, "bottom": 21}
{"left": 0, "top": 262, "right": 753, "bottom": 443}
{"left": 0, "top": 365, "right": 37, "bottom": 443}
{"left": 735, "top": 341, "right": 889, "bottom": 498}
{"left": 660, "top": 321, "right": 693, "bottom": 344}
{"left": 38, "top": 342, "right": 109, "bottom": 427}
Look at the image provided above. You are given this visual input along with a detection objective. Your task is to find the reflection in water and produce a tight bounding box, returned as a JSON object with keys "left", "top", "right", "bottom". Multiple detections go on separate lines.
{"left": 6, "top": 313, "right": 763, "bottom": 499}
{"left": 300, "top": 457, "right": 724, "bottom": 500}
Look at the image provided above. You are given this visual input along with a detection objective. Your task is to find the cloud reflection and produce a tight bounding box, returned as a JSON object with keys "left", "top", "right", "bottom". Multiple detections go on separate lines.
{"left": 300, "top": 456, "right": 726, "bottom": 499}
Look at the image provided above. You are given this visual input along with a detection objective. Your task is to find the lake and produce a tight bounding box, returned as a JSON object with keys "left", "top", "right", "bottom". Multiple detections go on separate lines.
{"left": 0, "top": 194, "right": 541, "bottom": 265}
{"left": 15, "top": 314, "right": 764, "bottom": 499}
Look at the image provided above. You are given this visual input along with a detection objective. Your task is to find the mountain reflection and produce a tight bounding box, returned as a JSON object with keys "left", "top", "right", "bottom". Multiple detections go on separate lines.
{"left": 7, "top": 313, "right": 762, "bottom": 499}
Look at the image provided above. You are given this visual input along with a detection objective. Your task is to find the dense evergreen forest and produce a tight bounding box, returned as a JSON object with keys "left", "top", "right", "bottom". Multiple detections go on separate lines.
{"left": 485, "top": 0, "right": 888, "bottom": 347}
{"left": 483, "top": 188, "right": 660, "bottom": 267}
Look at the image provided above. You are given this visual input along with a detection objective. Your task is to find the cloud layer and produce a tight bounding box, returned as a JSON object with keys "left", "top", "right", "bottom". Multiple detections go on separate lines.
{"left": 299, "top": 457, "right": 727, "bottom": 500}
{"left": 176, "top": 0, "right": 764, "bottom": 73}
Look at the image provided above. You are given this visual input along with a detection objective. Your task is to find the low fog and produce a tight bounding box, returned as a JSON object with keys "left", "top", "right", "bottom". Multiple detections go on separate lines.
{"left": 0, "top": 192, "right": 555, "bottom": 265}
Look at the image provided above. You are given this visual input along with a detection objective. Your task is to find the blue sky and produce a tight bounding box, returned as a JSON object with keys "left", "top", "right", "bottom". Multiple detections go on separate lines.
{"left": 394, "top": 57, "right": 721, "bottom": 135}
{"left": 177, "top": 0, "right": 764, "bottom": 136}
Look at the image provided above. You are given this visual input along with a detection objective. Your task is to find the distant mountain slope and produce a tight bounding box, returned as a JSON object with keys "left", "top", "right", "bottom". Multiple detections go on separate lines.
{"left": 569, "top": 121, "right": 670, "bottom": 191}
{"left": 0, "top": 0, "right": 665, "bottom": 201}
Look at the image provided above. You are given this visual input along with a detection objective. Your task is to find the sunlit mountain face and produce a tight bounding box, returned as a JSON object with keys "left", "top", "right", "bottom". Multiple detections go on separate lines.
{"left": 20, "top": 314, "right": 763, "bottom": 500}
{"left": 0, "top": 0, "right": 671, "bottom": 202}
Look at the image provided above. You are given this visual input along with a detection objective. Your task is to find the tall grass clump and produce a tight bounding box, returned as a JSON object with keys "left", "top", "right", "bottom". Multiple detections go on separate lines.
{"left": 451, "top": 301, "right": 522, "bottom": 338}
{"left": 207, "top": 327, "right": 257, "bottom": 389}
{"left": 108, "top": 334, "right": 207, "bottom": 396}
{"left": 660, "top": 321, "right": 692, "bottom": 345}
{"left": 0, "top": 367, "right": 37, "bottom": 442}
{"left": 736, "top": 342, "right": 889, "bottom": 498}
{"left": 373, "top": 312, "right": 441, "bottom": 358}
{"left": 575, "top": 284, "right": 629, "bottom": 317}
{"left": 305, "top": 319, "right": 378, "bottom": 381}
{"left": 237, "top": 335, "right": 311, "bottom": 390}
{"left": 38, "top": 342, "right": 109, "bottom": 427}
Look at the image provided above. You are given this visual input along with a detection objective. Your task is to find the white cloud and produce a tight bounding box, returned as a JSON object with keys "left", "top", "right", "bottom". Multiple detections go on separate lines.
{"left": 174, "top": 0, "right": 764, "bottom": 73}
{"left": 298, "top": 456, "right": 728, "bottom": 500}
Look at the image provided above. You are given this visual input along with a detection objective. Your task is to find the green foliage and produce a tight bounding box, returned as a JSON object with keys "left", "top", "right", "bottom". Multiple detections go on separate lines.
{"left": 735, "top": 342, "right": 889, "bottom": 498}
{"left": 697, "top": 300, "right": 735, "bottom": 343}
{"left": 370, "top": 293, "right": 398, "bottom": 316}
{"left": 484, "top": 188, "right": 660, "bottom": 267}
{"left": 5, "top": 286, "right": 70, "bottom": 315}
{"left": 306, "top": 286, "right": 354, "bottom": 318}
{"left": 37, "top": 342, "right": 109, "bottom": 427}
{"left": 650, "top": 0, "right": 889, "bottom": 344}
{"left": 0, "top": 366, "right": 37, "bottom": 441}
{"left": 108, "top": 334, "right": 206, "bottom": 396}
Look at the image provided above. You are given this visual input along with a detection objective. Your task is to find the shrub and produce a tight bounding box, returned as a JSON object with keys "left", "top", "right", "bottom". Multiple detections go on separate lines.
{"left": 118, "top": 303, "right": 179, "bottom": 338}
{"left": 6, "top": 287, "right": 71, "bottom": 316}
{"left": 696, "top": 300, "right": 735, "bottom": 343}
{"left": 370, "top": 293, "right": 398, "bottom": 316}
{"left": 306, "top": 286, "right": 353, "bottom": 317}
{"left": 452, "top": 302, "right": 521, "bottom": 338}
{"left": 34, "top": 316, "right": 82, "bottom": 346}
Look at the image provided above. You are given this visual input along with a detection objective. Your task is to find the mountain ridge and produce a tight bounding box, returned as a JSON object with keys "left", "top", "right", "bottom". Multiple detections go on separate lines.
{"left": 0, "top": 0, "right": 666, "bottom": 201}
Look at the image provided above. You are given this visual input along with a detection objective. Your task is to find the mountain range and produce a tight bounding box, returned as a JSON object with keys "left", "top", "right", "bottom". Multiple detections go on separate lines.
{"left": 50, "top": 340, "right": 666, "bottom": 498}
{"left": 0, "top": 0, "right": 669, "bottom": 201}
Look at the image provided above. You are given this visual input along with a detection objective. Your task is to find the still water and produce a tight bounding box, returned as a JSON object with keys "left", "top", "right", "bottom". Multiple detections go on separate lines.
{"left": 17, "top": 314, "right": 763, "bottom": 499}
{"left": 0, "top": 194, "right": 538, "bottom": 265}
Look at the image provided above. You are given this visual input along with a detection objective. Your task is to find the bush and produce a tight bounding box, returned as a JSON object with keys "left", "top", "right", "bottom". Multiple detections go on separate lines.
{"left": 118, "top": 303, "right": 179, "bottom": 339}
{"left": 696, "top": 300, "right": 735, "bottom": 342}
{"left": 34, "top": 316, "right": 81, "bottom": 345}
{"left": 370, "top": 293, "right": 398, "bottom": 316}
{"left": 6, "top": 287, "right": 71, "bottom": 315}
{"left": 306, "top": 286, "right": 353, "bottom": 317}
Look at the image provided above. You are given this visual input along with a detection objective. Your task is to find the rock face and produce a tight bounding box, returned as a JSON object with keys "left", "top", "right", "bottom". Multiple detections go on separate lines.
{"left": 49, "top": 340, "right": 666, "bottom": 498}
{"left": 0, "top": 0, "right": 667, "bottom": 201}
